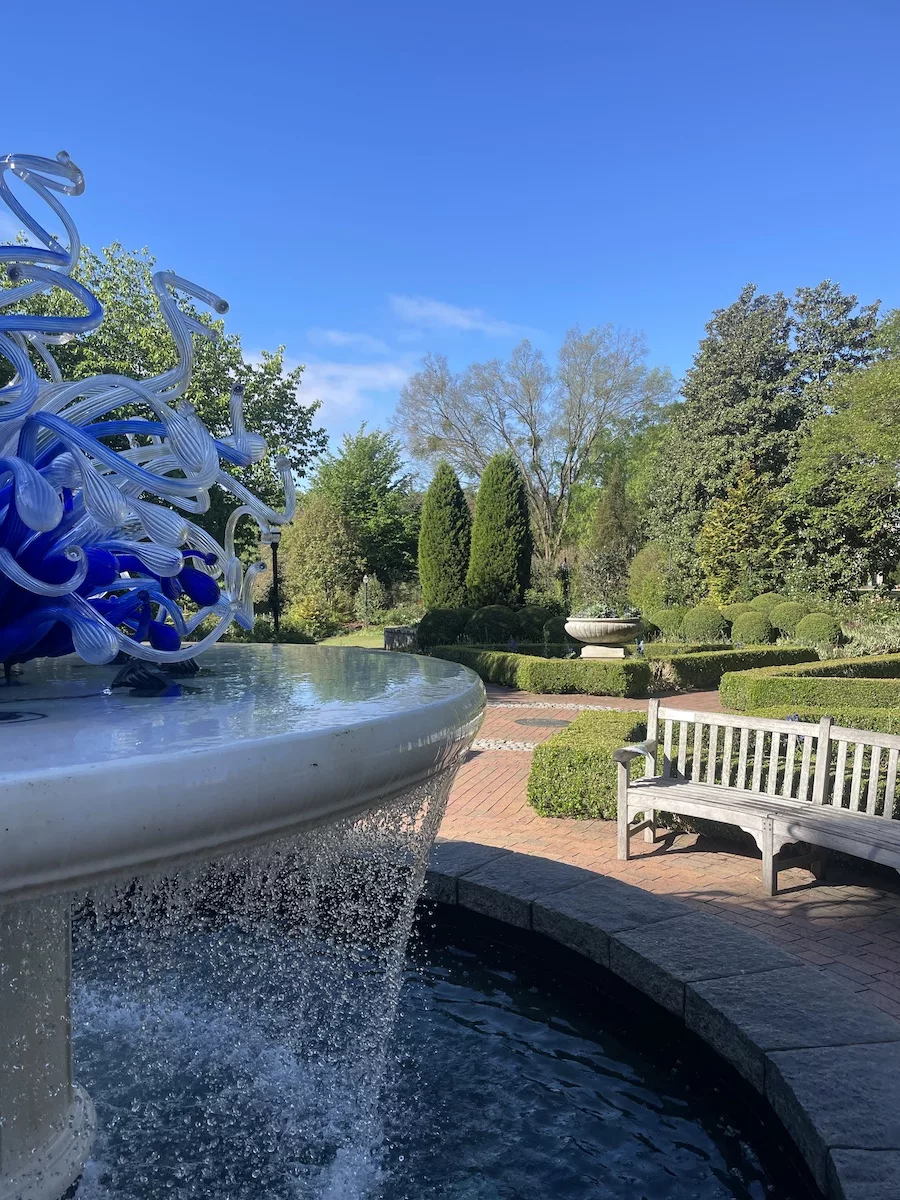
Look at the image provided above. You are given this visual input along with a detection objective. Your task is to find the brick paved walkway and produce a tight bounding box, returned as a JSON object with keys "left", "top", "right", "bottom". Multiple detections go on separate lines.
{"left": 441, "top": 685, "right": 900, "bottom": 1019}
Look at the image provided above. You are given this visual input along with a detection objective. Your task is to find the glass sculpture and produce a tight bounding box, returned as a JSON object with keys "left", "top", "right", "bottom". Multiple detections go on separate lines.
{"left": 0, "top": 151, "right": 294, "bottom": 666}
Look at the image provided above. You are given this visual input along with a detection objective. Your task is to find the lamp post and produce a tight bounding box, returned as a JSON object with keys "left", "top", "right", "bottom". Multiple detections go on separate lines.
{"left": 559, "top": 557, "right": 571, "bottom": 613}
{"left": 362, "top": 574, "right": 370, "bottom": 628}
{"left": 262, "top": 529, "right": 282, "bottom": 641}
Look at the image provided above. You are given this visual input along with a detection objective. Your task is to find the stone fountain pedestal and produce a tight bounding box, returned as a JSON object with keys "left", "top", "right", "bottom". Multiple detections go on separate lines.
{"left": 0, "top": 644, "right": 484, "bottom": 1200}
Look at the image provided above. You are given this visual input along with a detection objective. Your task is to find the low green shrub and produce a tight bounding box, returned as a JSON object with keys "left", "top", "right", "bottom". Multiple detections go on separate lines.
{"left": 795, "top": 612, "right": 843, "bottom": 648}
{"left": 749, "top": 592, "right": 788, "bottom": 613}
{"left": 649, "top": 606, "right": 688, "bottom": 640}
{"left": 643, "top": 642, "right": 722, "bottom": 656}
{"left": 543, "top": 615, "right": 569, "bottom": 643}
{"left": 527, "top": 711, "right": 647, "bottom": 818}
{"left": 731, "top": 611, "right": 774, "bottom": 644}
{"left": 682, "top": 604, "right": 727, "bottom": 643}
{"left": 431, "top": 646, "right": 650, "bottom": 697}
{"left": 523, "top": 586, "right": 566, "bottom": 617}
{"left": 220, "top": 616, "right": 315, "bottom": 644}
{"left": 649, "top": 646, "right": 817, "bottom": 691}
{"left": 464, "top": 605, "right": 518, "bottom": 643}
{"left": 747, "top": 705, "right": 900, "bottom": 736}
{"left": 416, "top": 607, "right": 473, "bottom": 649}
{"left": 721, "top": 654, "right": 900, "bottom": 712}
{"left": 473, "top": 642, "right": 571, "bottom": 658}
{"left": 769, "top": 601, "right": 811, "bottom": 635}
{"left": 719, "top": 602, "right": 755, "bottom": 625}
{"left": 516, "top": 605, "right": 553, "bottom": 640}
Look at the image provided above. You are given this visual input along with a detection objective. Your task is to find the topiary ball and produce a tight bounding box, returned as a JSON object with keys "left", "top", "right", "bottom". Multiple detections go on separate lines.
{"left": 749, "top": 592, "right": 788, "bottom": 613}
{"left": 516, "top": 605, "right": 553, "bottom": 640}
{"left": 731, "top": 611, "right": 774, "bottom": 644}
{"left": 795, "top": 612, "right": 842, "bottom": 648}
{"left": 542, "top": 615, "right": 568, "bottom": 643}
{"left": 464, "top": 605, "right": 518, "bottom": 644}
{"left": 769, "top": 601, "right": 811, "bottom": 636}
{"left": 719, "top": 602, "right": 755, "bottom": 626}
{"left": 649, "top": 606, "right": 688, "bottom": 640}
{"left": 416, "top": 607, "right": 473, "bottom": 649}
{"left": 682, "top": 604, "right": 728, "bottom": 643}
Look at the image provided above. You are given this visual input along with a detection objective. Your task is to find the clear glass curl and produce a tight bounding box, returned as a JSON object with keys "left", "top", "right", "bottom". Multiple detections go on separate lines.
{"left": 0, "top": 151, "right": 295, "bottom": 666}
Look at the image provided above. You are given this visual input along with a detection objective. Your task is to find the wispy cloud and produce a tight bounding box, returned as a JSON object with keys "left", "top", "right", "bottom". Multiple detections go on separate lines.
{"left": 298, "top": 358, "right": 412, "bottom": 427}
{"left": 307, "top": 327, "right": 390, "bottom": 354}
{"left": 388, "top": 294, "right": 528, "bottom": 337}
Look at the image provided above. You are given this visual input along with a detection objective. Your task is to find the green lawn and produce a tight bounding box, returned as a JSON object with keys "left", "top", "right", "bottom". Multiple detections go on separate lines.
{"left": 319, "top": 627, "right": 386, "bottom": 648}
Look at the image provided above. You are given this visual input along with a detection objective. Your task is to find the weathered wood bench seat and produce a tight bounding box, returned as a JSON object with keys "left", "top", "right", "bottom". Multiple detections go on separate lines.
{"left": 615, "top": 700, "right": 900, "bottom": 895}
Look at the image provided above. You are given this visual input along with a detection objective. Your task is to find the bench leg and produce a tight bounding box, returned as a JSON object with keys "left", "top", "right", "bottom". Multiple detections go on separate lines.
{"left": 810, "top": 848, "right": 827, "bottom": 881}
{"left": 761, "top": 817, "right": 776, "bottom": 897}
{"left": 643, "top": 809, "right": 656, "bottom": 844}
{"left": 616, "top": 763, "right": 631, "bottom": 861}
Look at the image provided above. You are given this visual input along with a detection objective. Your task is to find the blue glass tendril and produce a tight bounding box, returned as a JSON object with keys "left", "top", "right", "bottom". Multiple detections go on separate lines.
{"left": 0, "top": 151, "right": 295, "bottom": 667}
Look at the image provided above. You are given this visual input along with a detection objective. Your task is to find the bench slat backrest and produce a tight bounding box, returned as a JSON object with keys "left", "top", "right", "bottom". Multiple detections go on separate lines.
{"left": 652, "top": 703, "right": 900, "bottom": 820}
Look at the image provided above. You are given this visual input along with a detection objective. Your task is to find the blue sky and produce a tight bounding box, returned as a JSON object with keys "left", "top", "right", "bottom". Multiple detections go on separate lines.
{"left": 7, "top": 0, "right": 900, "bottom": 445}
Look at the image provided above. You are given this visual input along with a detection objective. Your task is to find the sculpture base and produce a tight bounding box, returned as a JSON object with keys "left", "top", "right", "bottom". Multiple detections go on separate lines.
{"left": 580, "top": 645, "right": 627, "bottom": 659}
{"left": 0, "top": 1088, "right": 95, "bottom": 1200}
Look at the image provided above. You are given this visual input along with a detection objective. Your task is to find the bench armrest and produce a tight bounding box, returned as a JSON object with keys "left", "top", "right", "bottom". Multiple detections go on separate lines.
{"left": 613, "top": 740, "right": 657, "bottom": 770}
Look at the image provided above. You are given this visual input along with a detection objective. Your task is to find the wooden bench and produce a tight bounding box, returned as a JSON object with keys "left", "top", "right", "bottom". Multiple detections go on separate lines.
{"left": 614, "top": 700, "right": 900, "bottom": 895}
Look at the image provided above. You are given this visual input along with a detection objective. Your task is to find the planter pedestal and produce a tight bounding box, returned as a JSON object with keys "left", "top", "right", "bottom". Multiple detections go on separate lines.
{"left": 580, "top": 645, "right": 627, "bottom": 659}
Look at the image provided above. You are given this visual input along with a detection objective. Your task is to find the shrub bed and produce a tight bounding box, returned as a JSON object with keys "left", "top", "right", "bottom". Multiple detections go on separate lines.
{"left": 747, "top": 705, "right": 900, "bottom": 736}
{"left": 795, "top": 612, "right": 843, "bottom": 648}
{"left": 527, "top": 710, "right": 647, "bottom": 818}
{"left": 649, "top": 646, "right": 818, "bottom": 691}
{"left": 416, "top": 607, "right": 473, "bottom": 649}
{"left": 431, "top": 646, "right": 651, "bottom": 697}
{"left": 721, "top": 654, "right": 900, "bottom": 712}
{"left": 649, "top": 606, "right": 688, "bottom": 640}
{"left": 769, "top": 601, "right": 811, "bottom": 636}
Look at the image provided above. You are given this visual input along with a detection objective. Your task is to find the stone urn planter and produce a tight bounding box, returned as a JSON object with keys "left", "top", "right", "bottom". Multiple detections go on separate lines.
{"left": 563, "top": 617, "right": 642, "bottom": 659}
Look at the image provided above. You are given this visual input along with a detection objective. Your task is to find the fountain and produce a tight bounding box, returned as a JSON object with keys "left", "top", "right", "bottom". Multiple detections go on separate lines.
{"left": 0, "top": 153, "right": 485, "bottom": 1199}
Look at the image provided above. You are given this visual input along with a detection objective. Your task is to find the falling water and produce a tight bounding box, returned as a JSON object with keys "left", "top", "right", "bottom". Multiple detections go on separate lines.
{"left": 69, "top": 769, "right": 453, "bottom": 1199}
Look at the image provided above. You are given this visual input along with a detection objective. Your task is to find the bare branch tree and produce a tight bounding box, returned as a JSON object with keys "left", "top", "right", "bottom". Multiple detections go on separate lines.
{"left": 395, "top": 326, "right": 674, "bottom": 571}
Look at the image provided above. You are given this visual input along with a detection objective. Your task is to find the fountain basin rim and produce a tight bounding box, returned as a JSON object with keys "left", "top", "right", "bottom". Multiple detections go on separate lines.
{"left": 0, "top": 647, "right": 485, "bottom": 901}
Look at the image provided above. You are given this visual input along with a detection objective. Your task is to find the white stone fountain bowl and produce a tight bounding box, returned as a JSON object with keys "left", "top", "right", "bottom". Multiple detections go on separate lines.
{"left": 563, "top": 618, "right": 642, "bottom": 646}
{"left": 0, "top": 644, "right": 485, "bottom": 901}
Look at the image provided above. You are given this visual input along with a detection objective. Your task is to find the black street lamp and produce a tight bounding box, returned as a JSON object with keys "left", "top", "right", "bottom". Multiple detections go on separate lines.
{"left": 362, "top": 574, "right": 370, "bottom": 628}
{"left": 262, "top": 530, "right": 282, "bottom": 640}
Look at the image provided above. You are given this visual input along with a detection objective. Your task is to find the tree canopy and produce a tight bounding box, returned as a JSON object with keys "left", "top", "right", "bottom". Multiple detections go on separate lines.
{"left": 310, "top": 426, "right": 419, "bottom": 585}
{"left": 396, "top": 325, "right": 674, "bottom": 573}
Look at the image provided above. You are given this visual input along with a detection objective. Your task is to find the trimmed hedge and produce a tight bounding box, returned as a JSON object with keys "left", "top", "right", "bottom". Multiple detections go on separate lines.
{"left": 721, "top": 654, "right": 900, "bottom": 712}
{"left": 464, "top": 605, "right": 517, "bottom": 642}
{"left": 527, "top": 710, "right": 647, "bottom": 818}
{"left": 769, "top": 601, "right": 811, "bottom": 635}
{"left": 431, "top": 646, "right": 651, "bottom": 697}
{"left": 748, "top": 705, "right": 900, "bottom": 736}
{"left": 682, "top": 604, "right": 727, "bottom": 642}
{"left": 731, "top": 611, "right": 774, "bottom": 644}
{"left": 416, "top": 607, "right": 473, "bottom": 649}
{"left": 649, "top": 606, "right": 687, "bottom": 640}
{"left": 749, "top": 592, "right": 787, "bottom": 613}
{"left": 543, "top": 615, "right": 568, "bottom": 642}
{"left": 720, "top": 602, "right": 755, "bottom": 625}
{"left": 795, "top": 612, "right": 842, "bottom": 647}
{"left": 649, "top": 646, "right": 818, "bottom": 691}
{"left": 516, "top": 605, "right": 553, "bottom": 640}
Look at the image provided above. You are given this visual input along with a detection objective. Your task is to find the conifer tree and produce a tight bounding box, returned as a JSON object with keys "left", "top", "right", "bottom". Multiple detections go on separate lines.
{"left": 466, "top": 454, "right": 532, "bottom": 607}
{"left": 418, "top": 462, "right": 471, "bottom": 607}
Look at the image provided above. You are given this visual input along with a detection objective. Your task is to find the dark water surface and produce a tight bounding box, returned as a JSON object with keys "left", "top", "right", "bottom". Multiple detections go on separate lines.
{"left": 71, "top": 915, "right": 814, "bottom": 1200}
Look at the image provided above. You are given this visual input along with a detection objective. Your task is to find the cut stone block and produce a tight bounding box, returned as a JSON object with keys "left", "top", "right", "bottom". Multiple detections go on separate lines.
{"left": 828, "top": 1148, "right": 900, "bottom": 1200}
{"left": 686, "top": 965, "right": 900, "bottom": 1092}
{"left": 456, "top": 854, "right": 594, "bottom": 929}
{"left": 532, "top": 876, "right": 686, "bottom": 966}
{"left": 424, "top": 841, "right": 510, "bottom": 904}
{"left": 610, "top": 912, "right": 799, "bottom": 1016}
{"left": 766, "top": 1041, "right": 900, "bottom": 1193}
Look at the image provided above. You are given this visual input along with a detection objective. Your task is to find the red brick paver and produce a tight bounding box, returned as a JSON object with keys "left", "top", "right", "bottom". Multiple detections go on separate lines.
{"left": 442, "top": 689, "right": 900, "bottom": 1018}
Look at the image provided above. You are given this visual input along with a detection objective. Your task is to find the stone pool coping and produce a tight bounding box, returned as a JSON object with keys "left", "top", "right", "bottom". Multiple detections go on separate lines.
{"left": 425, "top": 839, "right": 900, "bottom": 1200}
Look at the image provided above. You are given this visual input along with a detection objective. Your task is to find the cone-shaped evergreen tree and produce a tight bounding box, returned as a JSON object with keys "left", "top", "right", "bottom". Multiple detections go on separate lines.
{"left": 418, "top": 462, "right": 472, "bottom": 607}
{"left": 466, "top": 453, "right": 532, "bottom": 607}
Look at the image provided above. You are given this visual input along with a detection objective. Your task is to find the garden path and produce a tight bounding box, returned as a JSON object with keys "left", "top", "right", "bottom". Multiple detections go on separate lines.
{"left": 442, "top": 683, "right": 900, "bottom": 1019}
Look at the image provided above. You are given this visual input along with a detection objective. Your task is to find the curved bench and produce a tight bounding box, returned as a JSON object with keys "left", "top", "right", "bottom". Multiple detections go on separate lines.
{"left": 615, "top": 700, "right": 900, "bottom": 895}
